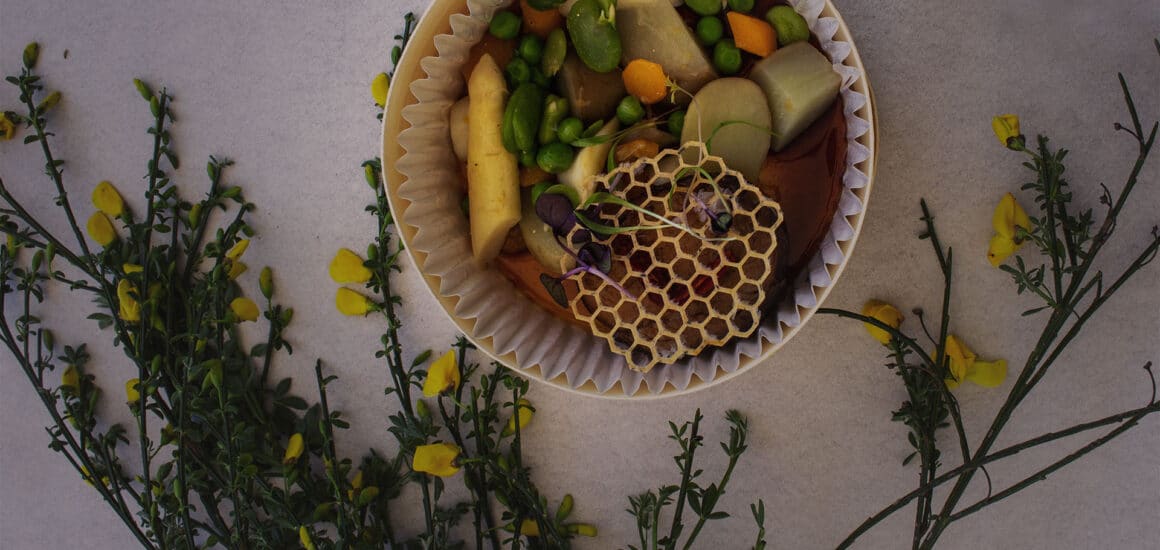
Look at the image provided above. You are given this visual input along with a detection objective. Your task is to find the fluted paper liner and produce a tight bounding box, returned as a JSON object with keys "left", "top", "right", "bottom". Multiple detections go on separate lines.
{"left": 389, "top": 0, "right": 876, "bottom": 397}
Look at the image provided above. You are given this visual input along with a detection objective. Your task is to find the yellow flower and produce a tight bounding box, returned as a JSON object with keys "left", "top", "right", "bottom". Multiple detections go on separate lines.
{"left": 502, "top": 398, "right": 534, "bottom": 437}
{"left": 283, "top": 433, "right": 305, "bottom": 465}
{"left": 987, "top": 193, "right": 1033, "bottom": 267}
{"left": 226, "top": 239, "right": 249, "bottom": 261}
{"left": 117, "top": 279, "right": 141, "bottom": 323}
{"left": 991, "top": 114, "right": 1024, "bottom": 150}
{"left": 412, "top": 442, "right": 461, "bottom": 477}
{"left": 125, "top": 378, "right": 141, "bottom": 404}
{"left": 230, "top": 297, "right": 260, "bottom": 322}
{"left": 86, "top": 212, "right": 117, "bottom": 247}
{"left": 122, "top": 263, "right": 144, "bottom": 274}
{"left": 942, "top": 335, "right": 1007, "bottom": 389}
{"left": 861, "top": 300, "right": 904, "bottom": 345}
{"left": 298, "top": 525, "right": 316, "bottom": 550}
{"left": 227, "top": 260, "right": 248, "bottom": 280}
{"left": 79, "top": 466, "right": 110, "bottom": 488}
{"left": 91, "top": 181, "right": 124, "bottom": 217}
{"left": 371, "top": 72, "right": 390, "bottom": 107}
{"left": 335, "top": 287, "right": 374, "bottom": 316}
{"left": 329, "top": 248, "right": 372, "bottom": 284}
{"left": 422, "top": 350, "right": 460, "bottom": 397}
{"left": 520, "top": 519, "right": 541, "bottom": 537}
{"left": 61, "top": 365, "right": 79, "bottom": 392}
{"left": 0, "top": 112, "right": 15, "bottom": 140}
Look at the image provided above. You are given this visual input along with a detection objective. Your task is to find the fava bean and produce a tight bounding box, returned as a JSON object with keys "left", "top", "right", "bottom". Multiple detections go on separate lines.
{"left": 667, "top": 110, "right": 687, "bottom": 135}
{"left": 539, "top": 95, "right": 570, "bottom": 144}
{"left": 489, "top": 11, "right": 521, "bottom": 40}
{"left": 616, "top": 96, "right": 645, "bottom": 125}
{"left": 537, "top": 142, "right": 576, "bottom": 173}
{"left": 520, "top": 148, "right": 539, "bottom": 168}
{"left": 506, "top": 57, "right": 532, "bottom": 84}
{"left": 728, "top": 0, "right": 755, "bottom": 13}
{"left": 685, "top": 0, "right": 721, "bottom": 16}
{"left": 713, "top": 40, "right": 743, "bottom": 75}
{"left": 518, "top": 35, "right": 544, "bottom": 64}
{"left": 508, "top": 82, "right": 545, "bottom": 153}
{"left": 541, "top": 28, "right": 567, "bottom": 77}
{"left": 696, "top": 17, "right": 724, "bottom": 46}
{"left": 566, "top": 0, "right": 622, "bottom": 73}
{"left": 557, "top": 117, "right": 584, "bottom": 144}
{"left": 766, "top": 6, "right": 810, "bottom": 46}
{"left": 502, "top": 98, "right": 519, "bottom": 153}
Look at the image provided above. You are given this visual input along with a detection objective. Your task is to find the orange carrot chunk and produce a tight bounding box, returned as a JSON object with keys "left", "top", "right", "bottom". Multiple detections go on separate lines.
{"left": 622, "top": 59, "right": 669, "bottom": 105}
{"left": 521, "top": 0, "right": 563, "bottom": 39}
{"left": 727, "top": 12, "right": 777, "bottom": 58}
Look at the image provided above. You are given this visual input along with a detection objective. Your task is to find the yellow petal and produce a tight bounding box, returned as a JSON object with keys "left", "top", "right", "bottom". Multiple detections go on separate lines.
{"left": 122, "top": 263, "right": 144, "bottom": 274}
{"left": 230, "top": 297, "right": 260, "bottom": 322}
{"left": 520, "top": 519, "right": 541, "bottom": 537}
{"left": 86, "top": 212, "right": 117, "bottom": 247}
{"left": 298, "top": 526, "right": 316, "bottom": 550}
{"left": 992, "top": 193, "right": 1031, "bottom": 239}
{"left": 329, "top": 248, "right": 373, "bottom": 284}
{"left": 91, "top": 181, "right": 124, "bottom": 217}
{"left": 412, "top": 442, "right": 461, "bottom": 477}
{"left": 502, "top": 398, "right": 534, "bottom": 436}
{"left": 422, "top": 350, "right": 460, "bottom": 397}
{"left": 125, "top": 378, "right": 141, "bottom": 404}
{"left": 351, "top": 470, "right": 364, "bottom": 490}
{"left": 371, "top": 72, "right": 390, "bottom": 107}
{"left": 987, "top": 234, "right": 1018, "bottom": 267}
{"left": 943, "top": 335, "right": 977, "bottom": 388}
{"left": 117, "top": 279, "right": 141, "bottom": 322}
{"left": 861, "top": 300, "right": 904, "bottom": 345}
{"left": 967, "top": 359, "right": 1008, "bottom": 388}
{"left": 226, "top": 239, "right": 250, "bottom": 261}
{"left": 991, "top": 114, "right": 1021, "bottom": 147}
{"left": 61, "top": 365, "right": 79, "bottom": 391}
{"left": 0, "top": 112, "right": 15, "bottom": 140}
{"left": 228, "top": 260, "right": 248, "bottom": 280}
{"left": 335, "top": 287, "right": 373, "bottom": 316}
{"left": 284, "top": 433, "right": 305, "bottom": 465}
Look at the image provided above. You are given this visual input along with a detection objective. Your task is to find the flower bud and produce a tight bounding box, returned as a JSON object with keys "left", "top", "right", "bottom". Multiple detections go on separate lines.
{"left": 230, "top": 297, "right": 260, "bottom": 322}
{"left": 371, "top": 72, "right": 390, "bottom": 107}
{"left": 283, "top": 433, "right": 305, "bottom": 465}
{"left": 132, "top": 78, "right": 153, "bottom": 101}
{"left": 364, "top": 161, "right": 380, "bottom": 190}
{"left": 259, "top": 266, "right": 274, "bottom": 299}
{"left": 92, "top": 181, "right": 125, "bottom": 217}
{"left": 37, "top": 91, "right": 62, "bottom": 112}
{"left": 188, "top": 203, "right": 202, "bottom": 229}
{"left": 991, "top": 114, "right": 1025, "bottom": 151}
{"left": 23, "top": 42, "right": 39, "bottom": 69}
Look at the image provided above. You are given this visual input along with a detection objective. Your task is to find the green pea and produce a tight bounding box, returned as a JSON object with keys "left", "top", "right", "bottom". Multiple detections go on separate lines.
{"left": 518, "top": 35, "right": 544, "bottom": 64}
{"left": 695, "top": 17, "right": 724, "bottom": 46}
{"left": 489, "top": 11, "right": 521, "bottom": 40}
{"left": 616, "top": 96, "right": 645, "bottom": 125}
{"left": 502, "top": 99, "right": 519, "bottom": 153}
{"left": 766, "top": 6, "right": 810, "bottom": 46}
{"left": 539, "top": 95, "right": 570, "bottom": 145}
{"left": 506, "top": 57, "right": 531, "bottom": 84}
{"left": 520, "top": 148, "right": 539, "bottom": 168}
{"left": 713, "top": 40, "right": 742, "bottom": 75}
{"left": 667, "top": 110, "right": 687, "bottom": 136}
{"left": 557, "top": 117, "right": 584, "bottom": 144}
{"left": 541, "top": 28, "right": 568, "bottom": 77}
{"left": 566, "top": 0, "right": 622, "bottom": 73}
{"left": 537, "top": 142, "right": 576, "bottom": 173}
{"left": 508, "top": 83, "right": 545, "bottom": 153}
{"left": 728, "top": 0, "right": 755, "bottom": 13}
{"left": 685, "top": 0, "right": 721, "bottom": 16}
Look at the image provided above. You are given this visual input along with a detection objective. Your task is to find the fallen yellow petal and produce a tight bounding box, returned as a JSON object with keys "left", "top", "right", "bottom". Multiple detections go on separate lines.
{"left": 329, "top": 248, "right": 373, "bottom": 284}
{"left": 228, "top": 260, "right": 248, "bottom": 280}
{"left": 92, "top": 181, "right": 125, "bottom": 217}
{"left": 987, "top": 234, "right": 1018, "bottom": 267}
{"left": 967, "top": 359, "right": 1008, "bottom": 388}
{"left": 371, "top": 72, "right": 390, "bottom": 107}
{"left": 992, "top": 193, "right": 1031, "bottom": 239}
{"left": 861, "top": 300, "right": 904, "bottom": 345}
{"left": 226, "top": 239, "right": 250, "bottom": 261}
{"left": 336, "top": 287, "right": 373, "bottom": 316}
{"left": 412, "top": 442, "right": 461, "bottom": 477}
{"left": 422, "top": 350, "right": 460, "bottom": 397}
{"left": 86, "top": 212, "right": 117, "bottom": 247}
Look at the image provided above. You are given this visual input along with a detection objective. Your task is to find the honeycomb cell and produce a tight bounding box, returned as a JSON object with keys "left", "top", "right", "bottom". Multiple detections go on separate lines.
{"left": 680, "top": 327, "right": 703, "bottom": 349}
{"left": 679, "top": 233, "right": 700, "bottom": 255}
{"left": 692, "top": 274, "right": 714, "bottom": 297}
{"left": 637, "top": 318, "right": 660, "bottom": 341}
{"left": 599, "top": 284, "right": 622, "bottom": 307}
{"left": 631, "top": 345, "right": 653, "bottom": 367}
{"left": 717, "top": 173, "right": 741, "bottom": 195}
{"left": 666, "top": 282, "right": 690, "bottom": 306}
{"left": 661, "top": 309, "right": 683, "bottom": 332}
{"left": 737, "top": 282, "right": 760, "bottom": 305}
{"left": 732, "top": 309, "right": 755, "bottom": 332}
{"left": 646, "top": 266, "right": 671, "bottom": 289}
{"left": 629, "top": 250, "right": 652, "bottom": 272}
{"left": 732, "top": 213, "right": 754, "bottom": 235}
{"left": 595, "top": 310, "right": 615, "bottom": 331}
{"left": 625, "top": 185, "right": 648, "bottom": 206}
{"left": 641, "top": 291, "right": 665, "bottom": 315}
{"left": 718, "top": 265, "right": 740, "bottom": 288}
{"left": 737, "top": 189, "right": 761, "bottom": 211}
{"left": 686, "top": 299, "right": 710, "bottom": 324}
{"left": 636, "top": 229, "right": 658, "bottom": 247}
{"left": 612, "top": 328, "right": 634, "bottom": 350}
{"left": 649, "top": 178, "right": 673, "bottom": 199}
{"left": 755, "top": 205, "right": 779, "bottom": 227}
{"left": 723, "top": 240, "right": 747, "bottom": 263}
{"left": 750, "top": 231, "right": 772, "bottom": 253}
{"left": 611, "top": 233, "right": 634, "bottom": 255}
{"left": 742, "top": 256, "right": 766, "bottom": 280}
{"left": 654, "top": 241, "right": 678, "bottom": 264}
{"left": 698, "top": 248, "right": 721, "bottom": 269}
{"left": 710, "top": 292, "right": 734, "bottom": 315}
{"left": 617, "top": 300, "right": 640, "bottom": 324}
{"left": 619, "top": 209, "right": 641, "bottom": 227}
{"left": 672, "top": 258, "right": 696, "bottom": 279}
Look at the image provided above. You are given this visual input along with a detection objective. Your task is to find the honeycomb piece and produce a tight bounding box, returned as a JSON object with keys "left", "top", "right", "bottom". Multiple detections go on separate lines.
{"left": 564, "top": 143, "right": 784, "bottom": 372}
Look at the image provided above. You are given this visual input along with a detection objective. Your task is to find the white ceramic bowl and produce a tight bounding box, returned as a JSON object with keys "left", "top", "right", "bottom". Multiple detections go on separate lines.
{"left": 382, "top": 0, "right": 878, "bottom": 398}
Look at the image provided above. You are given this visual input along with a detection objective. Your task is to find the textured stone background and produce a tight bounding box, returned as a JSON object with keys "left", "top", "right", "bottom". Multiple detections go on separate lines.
{"left": 1, "top": 1, "right": 1158, "bottom": 548}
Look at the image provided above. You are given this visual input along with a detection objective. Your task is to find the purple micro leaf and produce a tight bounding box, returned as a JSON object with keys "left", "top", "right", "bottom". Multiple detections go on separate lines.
{"left": 536, "top": 192, "right": 577, "bottom": 236}
{"left": 578, "top": 242, "right": 612, "bottom": 274}
{"left": 539, "top": 273, "right": 569, "bottom": 309}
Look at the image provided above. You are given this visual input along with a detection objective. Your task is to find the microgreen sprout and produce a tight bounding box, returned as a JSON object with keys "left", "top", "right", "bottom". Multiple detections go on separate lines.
{"left": 539, "top": 241, "right": 636, "bottom": 309}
